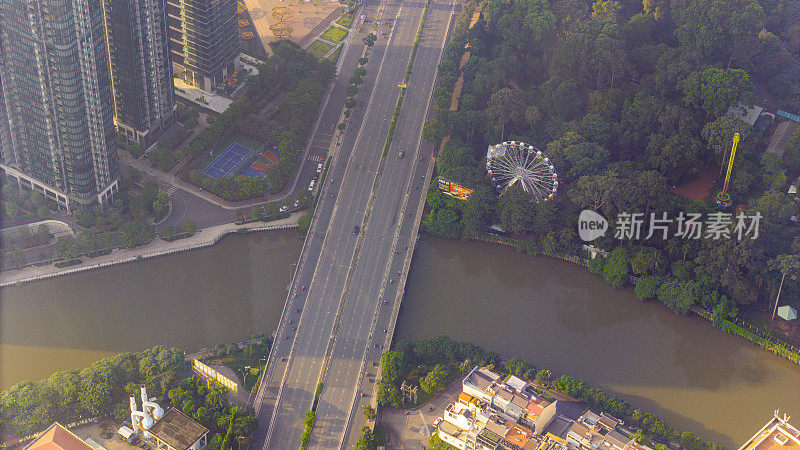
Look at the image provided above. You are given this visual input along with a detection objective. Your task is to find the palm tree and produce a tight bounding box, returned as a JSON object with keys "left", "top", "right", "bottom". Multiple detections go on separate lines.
{"left": 768, "top": 254, "right": 800, "bottom": 320}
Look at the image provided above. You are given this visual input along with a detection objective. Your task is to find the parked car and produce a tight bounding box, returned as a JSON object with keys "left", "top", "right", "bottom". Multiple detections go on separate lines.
{"left": 433, "top": 417, "right": 442, "bottom": 427}
{"left": 279, "top": 205, "right": 288, "bottom": 212}
{"left": 353, "top": 225, "right": 360, "bottom": 235}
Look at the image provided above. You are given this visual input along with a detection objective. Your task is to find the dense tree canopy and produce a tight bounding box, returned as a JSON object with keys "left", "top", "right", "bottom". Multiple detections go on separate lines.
{"left": 422, "top": 0, "right": 800, "bottom": 315}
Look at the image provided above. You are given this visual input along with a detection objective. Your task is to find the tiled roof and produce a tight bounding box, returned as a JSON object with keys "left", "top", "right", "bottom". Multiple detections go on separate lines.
{"left": 25, "top": 423, "right": 93, "bottom": 450}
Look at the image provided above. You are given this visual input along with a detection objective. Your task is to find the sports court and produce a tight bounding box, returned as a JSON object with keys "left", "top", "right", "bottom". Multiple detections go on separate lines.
{"left": 202, "top": 143, "right": 255, "bottom": 179}
{"left": 239, "top": 148, "right": 279, "bottom": 179}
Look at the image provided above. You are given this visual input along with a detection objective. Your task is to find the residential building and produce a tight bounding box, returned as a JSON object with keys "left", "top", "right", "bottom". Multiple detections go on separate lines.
{"left": 147, "top": 408, "right": 209, "bottom": 450}
{"left": 167, "top": 0, "right": 238, "bottom": 92}
{"left": 437, "top": 367, "right": 654, "bottom": 450}
{"left": 0, "top": 72, "right": 11, "bottom": 162}
{"left": 101, "top": 0, "right": 176, "bottom": 148}
{"left": 24, "top": 423, "right": 93, "bottom": 450}
{"left": 0, "top": 0, "right": 119, "bottom": 209}
{"left": 739, "top": 412, "right": 799, "bottom": 450}
{"left": 566, "top": 411, "right": 641, "bottom": 450}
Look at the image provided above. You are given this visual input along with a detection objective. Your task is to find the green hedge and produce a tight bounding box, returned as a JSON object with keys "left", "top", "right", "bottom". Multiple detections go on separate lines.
{"left": 719, "top": 320, "right": 800, "bottom": 364}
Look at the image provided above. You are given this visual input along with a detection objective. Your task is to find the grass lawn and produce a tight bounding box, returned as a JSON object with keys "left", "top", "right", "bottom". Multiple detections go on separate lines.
{"left": 321, "top": 25, "right": 348, "bottom": 43}
{"left": 308, "top": 39, "right": 334, "bottom": 59}
{"left": 326, "top": 45, "right": 343, "bottom": 62}
{"left": 337, "top": 13, "right": 354, "bottom": 28}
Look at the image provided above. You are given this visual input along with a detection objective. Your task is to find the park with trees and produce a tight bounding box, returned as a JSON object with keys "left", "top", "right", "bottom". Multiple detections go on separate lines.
{"left": 421, "top": 0, "right": 800, "bottom": 342}
{"left": 179, "top": 40, "right": 335, "bottom": 201}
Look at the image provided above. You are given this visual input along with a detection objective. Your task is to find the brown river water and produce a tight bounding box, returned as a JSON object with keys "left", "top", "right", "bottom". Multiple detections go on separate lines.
{"left": 1, "top": 231, "right": 798, "bottom": 447}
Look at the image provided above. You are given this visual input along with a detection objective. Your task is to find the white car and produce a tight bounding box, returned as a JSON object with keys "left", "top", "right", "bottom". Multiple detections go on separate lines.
{"left": 279, "top": 205, "right": 288, "bottom": 212}
{"left": 317, "top": 163, "right": 323, "bottom": 173}
{"left": 308, "top": 180, "right": 315, "bottom": 191}
{"left": 433, "top": 417, "right": 442, "bottom": 427}
{"left": 294, "top": 200, "right": 299, "bottom": 208}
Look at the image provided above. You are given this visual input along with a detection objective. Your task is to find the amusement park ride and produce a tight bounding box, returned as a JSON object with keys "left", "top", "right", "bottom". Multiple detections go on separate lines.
{"left": 486, "top": 141, "right": 558, "bottom": 202}
{"left": 715, "top": 133, "right": 740, "bottom": 208}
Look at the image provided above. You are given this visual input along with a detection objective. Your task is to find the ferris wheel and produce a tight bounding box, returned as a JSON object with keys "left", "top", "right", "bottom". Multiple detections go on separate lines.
{"left": 486, "top": 141, "right": 558, "bottom": 202}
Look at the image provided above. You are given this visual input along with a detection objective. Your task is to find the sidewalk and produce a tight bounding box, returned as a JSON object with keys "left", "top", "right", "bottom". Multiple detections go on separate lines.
{"left": 0, "top": 214, "right": 301, "bottom": 287}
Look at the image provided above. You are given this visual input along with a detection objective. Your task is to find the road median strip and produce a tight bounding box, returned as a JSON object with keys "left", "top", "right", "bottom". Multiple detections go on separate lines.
{"left": 382, "top": 0, "right": 430, "bottom": 158}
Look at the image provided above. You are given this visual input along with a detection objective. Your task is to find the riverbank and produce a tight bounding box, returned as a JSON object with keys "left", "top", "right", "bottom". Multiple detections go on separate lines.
{"left": 454, "top": 231, "right": 800, "bottom": 367}
{"left": 0, "top": 213, "right": 301, "bottom": 287}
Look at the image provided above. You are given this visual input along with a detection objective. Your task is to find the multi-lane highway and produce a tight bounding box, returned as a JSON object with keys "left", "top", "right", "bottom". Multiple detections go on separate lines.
{"left": 249, "top": 0, "right": 457, "bottom": 446}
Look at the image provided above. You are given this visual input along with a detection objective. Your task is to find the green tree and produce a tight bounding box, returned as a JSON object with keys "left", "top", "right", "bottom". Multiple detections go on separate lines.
{"left": 354, "top": 426, "right": 375, "bottom": 450}
{"left": 53, "top": 237, "right": 79, "bottom": 261}
{"left": 362, "top": 405, "right": 376, "bottom": 422}
{"left": 153, "top": 190, "right": 170, "bottom": 217}
{"left": 186, "top": 220, "right": 197, "bottom": 236}
{"left": 634, "top": 276, "right": 662, "bottom": 300}
{"left": 497, "top": 186, "right": 533, "bottom": 234}
{"left": 77, "top": 231, "right": 98, "bottom": 254}
{"left": 487, "top": 88, "right": 523, "bottom": 140}
{"left": 98, "top": 231, "right": 115, "bottom": 250}
{"left": 656, "top": 277, "right": 698, "bottom": 314}
{"left": 9, "top": 249, "right": 26, "bottom": 269}
{"left": 251, "top": 205, "right": 263, "bottom": 221}
{"left": 602, "top": 247, "right": 630, "bottom": 288}
{"left": 422, "top": 119, "right": 448, "bottom": 145}
{"left": 681, "top": 67, "right": 754, "bottom": 118}
{"left": 701, "top": 115, "right": 753, "bottom": 171}
{"left": 420, "top": 364, "right": 449, "bottom": 394}
{"left": 376, "top": 380, "right": 401, "bottom": 407}
{"left": 298, "top": 212, "right": 313, "bottom": 237}
{"left": 768, "top": 255, "right": 800, "bottom": 321}
{"left": 429, "top": 434, "right": 459, "bottom": 450}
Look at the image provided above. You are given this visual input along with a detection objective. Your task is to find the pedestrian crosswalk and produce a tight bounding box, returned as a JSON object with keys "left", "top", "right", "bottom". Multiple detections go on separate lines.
{"left": 308, "top": 155, "right": 324, "bottom": 162}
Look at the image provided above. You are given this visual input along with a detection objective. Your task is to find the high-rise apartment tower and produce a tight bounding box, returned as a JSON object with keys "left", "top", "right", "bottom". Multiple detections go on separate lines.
{"left": 0, "top": 0, "right": 119, "bottom": 208}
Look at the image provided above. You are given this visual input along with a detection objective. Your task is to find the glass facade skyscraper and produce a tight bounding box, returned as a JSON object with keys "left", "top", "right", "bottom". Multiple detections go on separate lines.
{"left": 102, "top": 0, "right": 176, "bottom": 149}
{"left": 167, "top": 0, "right": 238, "bottom": 92}
{"left": 0, "top": 0, "right": 119, "bottom": 208}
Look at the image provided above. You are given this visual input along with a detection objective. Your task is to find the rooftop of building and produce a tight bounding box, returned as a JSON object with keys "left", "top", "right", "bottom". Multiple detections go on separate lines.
{"left": 439, "top": 420, "right": 465, "bottom": 440}
{"left": 740, "top": 414, "right": 800, "bottom": 450}
{"left": 147, "top": 408, "right": 208, "bottom": 450}
{"left": 465, "top": 366, "right": 501, "bottom": 392}
{"left": 598, "top": 413, "right": 621, "bottom": 431}
{"left": 25, "top": 423, "right": 93, "bottom": 450}
{"left": 505, "top": 423, "right": 535, "bottom": 448}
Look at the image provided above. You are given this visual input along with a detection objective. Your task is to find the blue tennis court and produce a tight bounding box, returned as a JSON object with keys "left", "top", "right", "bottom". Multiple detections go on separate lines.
{"left": 202, "top": 143, "right": 255, "bottom": 179}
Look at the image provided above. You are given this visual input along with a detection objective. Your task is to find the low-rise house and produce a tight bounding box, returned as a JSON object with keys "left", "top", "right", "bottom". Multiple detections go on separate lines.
{"left": 464, "top": 367, "right": 501, "bottom": 402}
{"left": 24, "top": 423, "right": 93, "bottom": 450}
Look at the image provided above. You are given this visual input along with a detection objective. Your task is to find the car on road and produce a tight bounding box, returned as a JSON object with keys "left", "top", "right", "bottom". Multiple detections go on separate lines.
{"left": 317, "top": 163, "right": 323, "bottom": 173}
{"left": 397, "top": 150, "right": 404, "bottom": 158}
{"left": 353, "top": 225, "right": 360, "bottom": 235}
{"left": 279, "top": 205, "right": 288, "bottom": 212}
{"left": 308, "top": 180, "right": 315, "bottom": 191}
{"left": 320, "top": 151, "right": 327, "bottom": 161}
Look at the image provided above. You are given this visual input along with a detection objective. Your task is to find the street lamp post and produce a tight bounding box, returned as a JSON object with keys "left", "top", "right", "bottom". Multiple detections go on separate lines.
{"left": 240, "top": 365, "right": 252, "bottom": 387}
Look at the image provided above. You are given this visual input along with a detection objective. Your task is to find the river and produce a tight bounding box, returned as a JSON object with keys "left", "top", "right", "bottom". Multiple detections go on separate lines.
{"left": 0, "top": 230, "right": 302, "bottom": 390}
{"left": 1, "top": 231, "right": 798, "bottom": 448}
